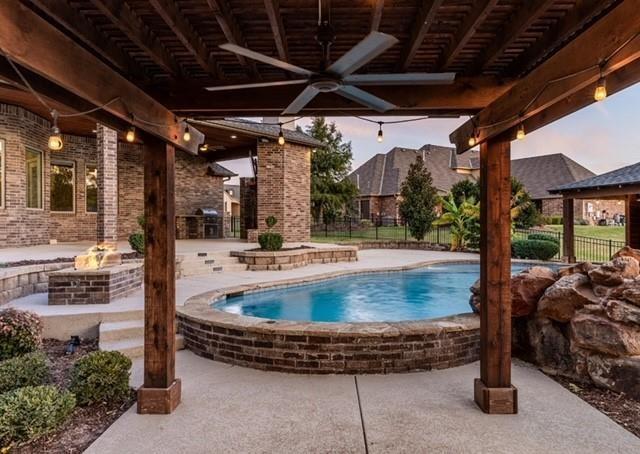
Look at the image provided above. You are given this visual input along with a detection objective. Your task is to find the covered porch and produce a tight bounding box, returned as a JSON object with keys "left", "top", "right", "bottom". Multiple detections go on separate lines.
{"left": 1, "top": 0, "right": 639, "bottom": 421}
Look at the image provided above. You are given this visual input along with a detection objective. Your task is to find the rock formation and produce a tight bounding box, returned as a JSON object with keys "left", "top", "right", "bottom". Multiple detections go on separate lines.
{"left": 470, "top": 248, "right": 640, "bottom": 399}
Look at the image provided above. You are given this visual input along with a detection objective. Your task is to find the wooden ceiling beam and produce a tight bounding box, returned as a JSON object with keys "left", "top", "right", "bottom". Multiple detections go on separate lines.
{"left": 0, "top": 0, "right": 202, "bottom": 153}
{"left": 397, "top": 0, "right": 444, "bottom": 71}
{"left": 263, "top": 0, "right": 289, "bottom": 62}
{"left": 205, "top": 0, "right": 259, "bottom": 77}
{"left": 149, "top": 0, "right": 220, "bottom": 79}
{"left": 371, "top": 0, "right": 385, "bottom": 32}
{"left": 477, "top": 0, "right": 555, "bottom": 72}
{"left": 28, "top": 0, "right": 148, "bottom": 82}
{"left": 160, "top": 76, "right": 513, "bottom": 115}
{"left": 89, "top": 0, "right": 181, "bottom": 77}
{"left": 508, "top": 0, "right": 617, "bottom": 77}
{"left": 437, "top": 0, "right": 498, "bottom": 70}
{"left": 450, "top": 0, "right": 640, "bottom": 152}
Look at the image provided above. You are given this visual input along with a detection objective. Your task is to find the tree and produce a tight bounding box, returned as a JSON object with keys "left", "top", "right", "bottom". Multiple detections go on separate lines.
{"left": 434, "top": 195, "right": 480, "bottom": 251}
{"left": 398, "top": 156, "right": 438, "bottom": 241}
{"left": 450, "top": 179, "right": 480, "bottom": 206}
{"left": 305, "top": 117, "right": 359, "bottom": 223}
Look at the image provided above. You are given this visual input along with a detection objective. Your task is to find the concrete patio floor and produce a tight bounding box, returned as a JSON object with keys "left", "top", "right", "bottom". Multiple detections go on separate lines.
{"left": 86, "top": 351, "right": 640, "bottom": 454}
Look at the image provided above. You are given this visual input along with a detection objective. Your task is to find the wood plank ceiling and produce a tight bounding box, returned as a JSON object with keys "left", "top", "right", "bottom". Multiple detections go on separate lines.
{"left": 15, "top": 0, "right": 622, "bottom": 119}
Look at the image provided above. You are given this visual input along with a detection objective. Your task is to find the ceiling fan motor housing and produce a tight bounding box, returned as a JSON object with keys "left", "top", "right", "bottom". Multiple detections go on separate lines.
{"left": 311, "top": 78, "right": 342, "bottom": 92}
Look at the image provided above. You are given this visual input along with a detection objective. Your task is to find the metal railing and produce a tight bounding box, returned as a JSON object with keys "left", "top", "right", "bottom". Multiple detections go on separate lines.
{"left": 311, "top": 217, "right": 626, "bottom": 263}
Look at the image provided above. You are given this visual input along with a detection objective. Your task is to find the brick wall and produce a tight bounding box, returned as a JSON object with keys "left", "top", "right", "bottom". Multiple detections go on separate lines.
{"left": 541, "top": 197, "right": 625, "bottom": 223}
{"left": 0, "top": 105, "right": 225, "bottom": 247}
{"left": 256, "top": 140, "right": 310, "bottom": 242}
{"left": 96, "top": 125, "right": 118, "bottom": 245}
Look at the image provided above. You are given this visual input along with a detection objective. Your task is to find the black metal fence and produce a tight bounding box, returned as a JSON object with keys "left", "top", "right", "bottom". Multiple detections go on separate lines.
{"left": 230, "top": 216, "right": 242, "bottom": 238}
{"left": 311, "top": 217, "right": 626, "bottom": 263}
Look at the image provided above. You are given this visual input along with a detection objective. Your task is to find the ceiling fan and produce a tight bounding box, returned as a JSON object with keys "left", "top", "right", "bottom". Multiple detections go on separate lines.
{"left": 205, "top": 20, "right": 456, "bottom": 115}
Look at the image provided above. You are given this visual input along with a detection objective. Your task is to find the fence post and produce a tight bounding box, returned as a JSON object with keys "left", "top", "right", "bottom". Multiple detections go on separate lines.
{"left": 609, "top": 239, "right": 612, "bottom": 259}
{"left": 404, "top": 221, "right": 407, "bottom": 241}
{"left": 349, "top": 218, "right": 352, "bottom": 239}
{"left": 437, "top": 227, "right": 441, "bottom": 245}
{"left": 325, "top": 222, "right": 328, "bottom": 238}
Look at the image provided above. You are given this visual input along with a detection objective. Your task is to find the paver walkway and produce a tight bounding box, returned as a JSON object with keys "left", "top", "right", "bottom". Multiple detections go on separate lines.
{"left": 86, "top": 351, "right": 640, "bottom": 454}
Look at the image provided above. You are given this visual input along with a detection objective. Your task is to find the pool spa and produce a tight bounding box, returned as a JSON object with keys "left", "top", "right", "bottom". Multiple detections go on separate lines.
{"left": 177, "top": 262, "right": 529, "bottom": 374}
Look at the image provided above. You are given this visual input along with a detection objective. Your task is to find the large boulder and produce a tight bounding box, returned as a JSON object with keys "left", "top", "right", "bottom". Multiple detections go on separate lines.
{"left": 511, "top": 267, "right": 557, "bottom": 317}
{"left": 527, "top": 317, "right": 574, "bottom": 372}
{"left": 622, "top": 279, "right": 640, "bottom": 306}
{"left": 571, "top": 312, "right": 640, "bottom": 356}
{"left": 557, "top": 262, "right": 593, "bottom": 278}
{"left": 468, "top": 266, "right": 557, "bottom": 317}
{"left": 597, "top": 277, "right": 640, "bottom": 305}
{"left": 613, "top": 246, "right": 640, "bottom": 263}
{"left": 585, "top": 354, "right": 640, "bottom": 399}
{"left": 537, "top": 274, "right": 599, "bottom": 322}
{"left": 588, "top": 256, "right": 640, "bottom": 287}
{"left": 604, "top": 299, "right": 640, "bottom": 325}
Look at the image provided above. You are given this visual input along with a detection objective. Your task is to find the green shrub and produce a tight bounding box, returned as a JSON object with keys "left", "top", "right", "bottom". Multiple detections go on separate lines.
{"left": 542, "top": 215, "right": 563, "bottom": 225}
{"left": 69, "top": 351, "right": 132, "bottom": 406}
{"left": 265, "top": 215, "right": 278, "bottom": 229}
{"left": 0, "top": 309, "right": 42, "bottom": 361}
{"left": 512, "top": 239, "right": 559, "bottom": 261}
{"left": 0, "top": 352, "right": 49, "bottom": 394}
{"left": 0, "top": 385, "right": 75, "bottom": 445}
{"left": 128, "top": 232, "right": 144, "bottom": 254}
{"left": 527, "top": 233, "right": 560, "bottom": 245}
{"left": 258, "top": 232, "right": 283, "bottom": 251}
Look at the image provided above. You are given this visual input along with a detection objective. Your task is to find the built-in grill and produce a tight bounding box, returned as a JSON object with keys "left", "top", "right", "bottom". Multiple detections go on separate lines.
{"left": 195, "top": 208, "right": 221, "bottom": 239}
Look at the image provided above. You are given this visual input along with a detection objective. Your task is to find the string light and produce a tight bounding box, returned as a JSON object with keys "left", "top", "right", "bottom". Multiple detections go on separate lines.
{"left": 125, "top": 126, "right": 136, "bottom": 143}
{"left": 468, "top": 128, "right": 477, "bottom": 147}
{"left": 199, "top": 143, "right": 208, "bottom": 152}
{"left": 516, "top": 122, "right": 526, "bottom": 140}
{"left": 183, "top": 124, "right": 191, "bottom": 142}
{"left": 594, "top": 76, "right": 607, "bottom": 102}
{"left": 48, "top": 110, "right": 63, "bottom": 151}
{"left": 377, "top": 122, "right": 383, "bottom": 143}
{"left": 277, "top": 123, "right": 285, "bottom": 145}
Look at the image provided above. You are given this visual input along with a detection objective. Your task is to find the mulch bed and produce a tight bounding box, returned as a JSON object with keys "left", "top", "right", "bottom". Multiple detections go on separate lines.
{"left": 0, "top": 252, "right": 143, "bottom": 269}
{"left": 548, "top": 373, "right": 640, "bottom": 438}
{"left": 12, "top": 339, "right": 136, "bottom": 454}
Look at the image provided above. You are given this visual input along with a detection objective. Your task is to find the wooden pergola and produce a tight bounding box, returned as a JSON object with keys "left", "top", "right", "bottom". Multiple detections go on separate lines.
{"left": 1, "top": 0, "right": 639, "bottom": 415}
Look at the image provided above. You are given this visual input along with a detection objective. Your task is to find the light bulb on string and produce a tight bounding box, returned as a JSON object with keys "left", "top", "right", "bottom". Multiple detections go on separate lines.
{"left": 377, "top": 123, "right": 384, "bottom": 143}
{"left": 594, "top": 77, "right": 607, "bottom": 102}
{"left": 468, "top": 128, "right": 478, "bottom": 147}
{"left": 278, "top": 123, "right": 285, "bottom": 145}
{"left": 183, "top": 124, "right": 191, "bottom": 142}
{"left": 125, "top": 126, "right": 136, "bottom": 143}
{"left": 48, "top": 110, "right": 63, "bottom": 151}
{"left": 516, "top": 122, "right": 526, "bottom": 140}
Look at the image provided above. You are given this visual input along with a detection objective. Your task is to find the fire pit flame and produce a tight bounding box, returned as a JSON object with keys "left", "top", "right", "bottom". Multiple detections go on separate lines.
{"left": 74, "top": 243, "right": 122, "bottom": 270}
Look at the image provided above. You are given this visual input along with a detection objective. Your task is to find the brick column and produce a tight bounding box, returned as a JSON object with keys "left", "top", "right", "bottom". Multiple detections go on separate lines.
{"left": 239, "top": 177, "right": 257, "bottom": 240}
{"left": 255, "top": 140, "right": 310, "bottom": 242}
{"left": 96, "top": 124, "right": 118, "bottom": 248}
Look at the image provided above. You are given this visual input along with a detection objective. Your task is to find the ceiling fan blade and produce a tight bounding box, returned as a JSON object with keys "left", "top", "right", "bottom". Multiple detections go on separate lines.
{"left": 205, "top": 79, "right": 309, "bottom": 92}
{"left": 336, "top": 85, "right": 396, "bottom": 113}
{"left": 220, "top": 43, "right": 315, "bottom": 77}
{"left": 343, "top": 72, "right": 456, "bottom": 86}
{"left": 282, "top": 86, "right": 320, "bottom": 115}
{"left": 327, "top": 32, "right": 398, "bottom": 77}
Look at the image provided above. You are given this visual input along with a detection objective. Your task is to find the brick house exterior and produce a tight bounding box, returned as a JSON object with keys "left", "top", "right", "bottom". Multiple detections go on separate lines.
{"left": 0, "top": 104, "right": 227, "bottom": 247}
{"left": 349, "top": 146, "right": 618, "bottom": 223}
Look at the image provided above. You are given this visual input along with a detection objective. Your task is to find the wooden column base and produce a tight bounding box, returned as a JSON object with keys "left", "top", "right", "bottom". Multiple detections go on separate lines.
{"left": 137, "top": 379, "right": 181, "bottom": 414}
{"left": 474, "top": 378, "right": 518, "bottom": 414}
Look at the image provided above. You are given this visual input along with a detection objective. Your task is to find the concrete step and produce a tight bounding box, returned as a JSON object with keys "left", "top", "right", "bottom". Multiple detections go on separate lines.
{"left": 101, "top": 310, "right": 145, "bottom": 323}
{"left": 99, "top": 334, "right": 185, "bottom": 359}
{"left": 99, "top": 319, "right": 144, "bottom": 342}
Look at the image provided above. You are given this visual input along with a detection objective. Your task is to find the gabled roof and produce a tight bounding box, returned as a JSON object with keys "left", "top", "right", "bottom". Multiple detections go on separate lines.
{"left": 207, "top": 162, "right": 237, "bottom": 178}
{"left": 511, "top": 153, "right": 595, "bottom": 199}
{"left": 550, "top": 161, "right": 640, "bottom": 193}
{"left": 348, "top": 145, "right": 479, "bottom": 196}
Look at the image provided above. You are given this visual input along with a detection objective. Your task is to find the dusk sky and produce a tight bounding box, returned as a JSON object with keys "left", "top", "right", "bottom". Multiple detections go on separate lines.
{"left": 221, "top": 83, "right": 640, "bottom": 183}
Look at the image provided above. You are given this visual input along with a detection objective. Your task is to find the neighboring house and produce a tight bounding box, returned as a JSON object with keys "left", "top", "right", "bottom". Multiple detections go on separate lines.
{"left": 224, "top": 184, "right": 241, "bottom": 217}
{"left": 348, "top": 145, "right": 614, "bottom": 222}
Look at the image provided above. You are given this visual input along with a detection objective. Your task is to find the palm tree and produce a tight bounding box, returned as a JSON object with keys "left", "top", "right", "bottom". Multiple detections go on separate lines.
{"left": 434, "top": 195, "right": 480, "bottom": 251}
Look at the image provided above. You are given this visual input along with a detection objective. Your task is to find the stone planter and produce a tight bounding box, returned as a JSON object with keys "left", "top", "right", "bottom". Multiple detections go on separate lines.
{"left": 231, "top": 246, "right": 358, "bottom": 271}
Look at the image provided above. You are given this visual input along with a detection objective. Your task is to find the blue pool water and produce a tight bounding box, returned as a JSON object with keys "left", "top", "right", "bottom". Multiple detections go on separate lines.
{"left": 215, "top": 263, "right": 531, "bottom": 323}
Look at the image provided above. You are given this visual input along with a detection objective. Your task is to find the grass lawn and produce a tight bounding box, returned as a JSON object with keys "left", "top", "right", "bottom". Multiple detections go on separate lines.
{"left": 543, "top": 225, "right": 625, "bottom": 241}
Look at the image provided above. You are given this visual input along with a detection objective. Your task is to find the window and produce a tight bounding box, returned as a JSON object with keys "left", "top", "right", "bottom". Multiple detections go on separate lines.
{"left": 0, "top": 139, "right": 4, "bottom": 209}
{"left": 25, "top": 148, "right": 42, "bottom": 209}
{"left": 360, "top": 199, "right": 370, "bottom": 220}
{"left": 51, "top": 161, "right": 75, "bottom": 212}
{"left": 85, "top": 165, "right": 98, "bottom": 213}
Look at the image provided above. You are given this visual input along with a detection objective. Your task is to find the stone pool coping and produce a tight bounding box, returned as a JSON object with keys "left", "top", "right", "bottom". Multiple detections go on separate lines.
{"left": 177, "top": 259, "right": 492, "bottom": 374}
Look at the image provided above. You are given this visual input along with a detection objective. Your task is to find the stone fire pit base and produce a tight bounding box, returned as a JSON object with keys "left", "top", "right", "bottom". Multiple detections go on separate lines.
{"left": 48, "top": 263, "right": 142, "bottom": 305}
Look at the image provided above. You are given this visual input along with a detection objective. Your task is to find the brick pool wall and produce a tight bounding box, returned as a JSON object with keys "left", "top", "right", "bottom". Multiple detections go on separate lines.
{"left": 177, "top": 312, "right": 480, "bottom": 374}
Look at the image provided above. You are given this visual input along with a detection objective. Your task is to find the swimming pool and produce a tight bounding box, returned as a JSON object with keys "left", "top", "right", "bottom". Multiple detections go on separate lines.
{"left": 215, "top": 263, "right": 530, "bottom": 322}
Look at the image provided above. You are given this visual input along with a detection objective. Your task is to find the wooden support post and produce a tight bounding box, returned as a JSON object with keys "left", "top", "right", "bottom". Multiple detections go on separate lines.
{"left": 474, "top": 133, "right": 518, "bottom": 414}
{"left": 137, "top": 136, "right": 181, "bottom": 414}
{"left": 626, "top": 195, "right": 640, "bottom": 249}
{"left": 562, "top": 198, "right": 576, "bottom": 263}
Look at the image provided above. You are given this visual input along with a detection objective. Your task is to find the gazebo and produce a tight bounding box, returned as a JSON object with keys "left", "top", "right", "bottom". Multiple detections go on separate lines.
{"left": 0, "top": 0, "right": 639, "bottom": 416}
{"left": 550, "top": 161, "right": 640, "bottom": 262}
